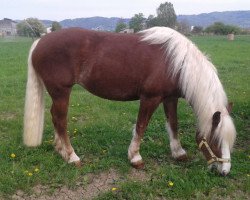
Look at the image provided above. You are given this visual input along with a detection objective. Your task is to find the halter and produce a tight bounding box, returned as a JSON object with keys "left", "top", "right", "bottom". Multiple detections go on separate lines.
{"left": 198, "top": 138, "right": 230, "bottom": 165}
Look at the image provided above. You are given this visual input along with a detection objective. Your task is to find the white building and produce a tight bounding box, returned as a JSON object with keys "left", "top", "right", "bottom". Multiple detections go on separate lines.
{"left": 0, "top": 18, "right": 17, "bottom": 36}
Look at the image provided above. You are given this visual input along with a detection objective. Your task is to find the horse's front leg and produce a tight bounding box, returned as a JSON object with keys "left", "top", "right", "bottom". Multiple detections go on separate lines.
{"left": 50, "top": 87, "right": 81, "bottom": 166}
{"left": 128, "top": 96, "right": 162, "bottom": 169}
{"left": 163, "top": 98, "right": 187, "bottom": 161}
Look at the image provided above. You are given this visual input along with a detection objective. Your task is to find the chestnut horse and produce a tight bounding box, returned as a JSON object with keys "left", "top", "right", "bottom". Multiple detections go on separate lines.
{"left": 23, "top": 27, "right": 236, "bottom": 175}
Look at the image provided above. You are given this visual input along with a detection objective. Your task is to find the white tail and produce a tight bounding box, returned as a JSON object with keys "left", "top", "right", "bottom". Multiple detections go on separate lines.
{"left": 23, "top": 39, "right": 45, "bottom": 147}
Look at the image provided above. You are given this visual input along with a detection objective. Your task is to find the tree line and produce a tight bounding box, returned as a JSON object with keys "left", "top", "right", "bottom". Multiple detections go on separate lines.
{"left": 16, "top": 2, "right": 248, "bottom": 37}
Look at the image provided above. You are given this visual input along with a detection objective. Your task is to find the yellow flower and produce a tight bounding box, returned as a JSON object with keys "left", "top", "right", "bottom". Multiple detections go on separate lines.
{"left": 111, "top": 187, "right": 118, "bottom": 191}
{"left": 168, "top": 181, "right": 174, "bottom": 187}
{"left": 28, "top": 172, "right": 33, "bottom": 176}
{"left": 34, "top": 168, "right": 39, "bottom": 172}
{"left": 10, "top": 153, "right": 16, "bottom": 158}
{"left": 247, "top": 174, "right": 250, "bottom": 177}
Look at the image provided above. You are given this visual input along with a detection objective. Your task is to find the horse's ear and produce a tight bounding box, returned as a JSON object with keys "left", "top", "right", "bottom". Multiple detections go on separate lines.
{"left": 227, "top": 102, "right": 233, "bottom": 114}
{"left": 212, "top": 111, "right": 221, "bottom": 127}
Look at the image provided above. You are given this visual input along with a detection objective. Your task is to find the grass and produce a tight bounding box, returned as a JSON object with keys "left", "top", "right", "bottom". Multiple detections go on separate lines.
{"left": 0, "top": 35, "right": 249, "bottom": 199}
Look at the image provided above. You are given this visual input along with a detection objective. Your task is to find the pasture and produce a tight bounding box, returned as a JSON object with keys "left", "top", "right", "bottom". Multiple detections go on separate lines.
{"left": 0, "top": 35, "right": 249, "bottom": 199}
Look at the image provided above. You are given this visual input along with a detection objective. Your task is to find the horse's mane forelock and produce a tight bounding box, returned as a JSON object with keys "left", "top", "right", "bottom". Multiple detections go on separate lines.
{"left": 140, "top": 27, "right": 236, "bottom": 148}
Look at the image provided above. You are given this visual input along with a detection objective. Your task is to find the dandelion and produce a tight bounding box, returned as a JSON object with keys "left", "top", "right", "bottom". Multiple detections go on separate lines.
{"left": 34, "top": 168, "right": 39, "bottom": 173}
{"left": 73, "top": 128, "right": 78, "bottom": 134}
{"left": 28, "top": 172, "right": 33, "bottom": 176}
{"left": 102, "top": 150, "right": 107, "bottom": 154}
{"left": 247, "top": 174, "right": 250, "bottom": 177}
{"left": 168, "top": 181, "right": 174, "bottom": 187}
{"left": 77, "top": 103, "right": 80, "bottom": 106}
{"left": 10, "top": 153, "right": 16, "bottom": 158}
{"left": 111, "top": 187, "right": 118, "bottom": 191}
{"left": 72, "top": 117, "right": 78, "bottom": 121}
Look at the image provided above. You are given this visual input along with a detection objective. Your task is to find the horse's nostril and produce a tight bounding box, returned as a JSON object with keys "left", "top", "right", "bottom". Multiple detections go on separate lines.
{"left": 221, "top": 170, "right": 228, "bottom": 176}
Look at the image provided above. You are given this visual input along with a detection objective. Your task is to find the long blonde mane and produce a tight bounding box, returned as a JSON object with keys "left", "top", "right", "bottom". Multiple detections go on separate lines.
{"left": 140, "top": 27, "right": 236, "bottom": 149}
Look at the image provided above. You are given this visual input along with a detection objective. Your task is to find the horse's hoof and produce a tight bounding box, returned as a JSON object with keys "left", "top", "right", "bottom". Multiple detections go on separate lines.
{"left": 131, "top": 160, "right": 145, "bottom": 169}
{"left": 176, "top": 154, "right": 188, "bottom": 162}
{"left": 74, "top": 160, "right": 82, "bottom": 168}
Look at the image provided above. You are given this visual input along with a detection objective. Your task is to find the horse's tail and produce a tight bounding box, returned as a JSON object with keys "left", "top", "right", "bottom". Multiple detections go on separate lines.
{"left": 23, "top": 39, "right": 44, "bottom": 147}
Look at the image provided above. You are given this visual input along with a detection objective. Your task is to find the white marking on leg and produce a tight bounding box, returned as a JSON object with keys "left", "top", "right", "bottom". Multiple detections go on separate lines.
{"left": 128, "top": 126, "right": 143, "bottom": 164}
{"left": 131, "top": 154, "right": 143, "bottom": 163}
{"left": 68, "top": 151, "right": 80, "bottom": 163}
{"left": 54, "top": 132, "right": 77, "bottom": 162}
{"left": 54, "top": 133, "right": 62, "bottom": 151}
{"left": 166, "top": 123, "right": 187, "bottom": 159}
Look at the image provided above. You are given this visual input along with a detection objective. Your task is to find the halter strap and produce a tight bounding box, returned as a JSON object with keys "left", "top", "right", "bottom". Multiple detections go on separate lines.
{"left": 198, "top": 138, "right": 230, "bottom": 165}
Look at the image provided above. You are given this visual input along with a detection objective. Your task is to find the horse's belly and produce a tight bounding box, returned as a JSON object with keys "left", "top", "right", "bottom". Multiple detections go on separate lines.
{"left": 79, "top": 78, "right": 140, "bottom": 101}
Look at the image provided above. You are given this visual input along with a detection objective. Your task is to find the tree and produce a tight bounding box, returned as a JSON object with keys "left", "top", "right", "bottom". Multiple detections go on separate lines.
{"left": 146, "top": 15, "right": 159, "bottom": 28}
{"left": 17, "top": 18, "right": 45, "bottom": 37}
{"left": 192, "top": 26, "right": 203, "bottom": 35}
{"left": 115, "top": 19, "right": 127, "bottom": 33}
{"left": 176, "top": 20, "right": 191, "bottom": 35}
{"left": 205, "top": 22, "right": 241, "bottom": 35}
{"left": 51, "top": 21, "right": 62, "bottom": 32}
{"left": 146, "top": 2, "right": 177, "bottom": 28}
{"left": 156, "top": 2, "right": 177, "bottom": 28}
{"left": 129, "top": 13, "right": 145, "bottom": 32}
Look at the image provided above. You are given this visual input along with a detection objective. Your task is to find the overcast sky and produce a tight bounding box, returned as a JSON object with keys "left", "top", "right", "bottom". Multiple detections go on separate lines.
{"left": 1, "top": 0, "right": 249, "bottom": 21}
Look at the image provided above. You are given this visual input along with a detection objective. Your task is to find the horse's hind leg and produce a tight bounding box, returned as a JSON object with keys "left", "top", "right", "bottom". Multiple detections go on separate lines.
{"left": 128, "top": 96, "right": 162, "bottom": 169}
{"left": 49, "top": 86, "right": 81, "bottom": 166}
{"left": 163, "top": 98, "right": 187, "bottom": 161}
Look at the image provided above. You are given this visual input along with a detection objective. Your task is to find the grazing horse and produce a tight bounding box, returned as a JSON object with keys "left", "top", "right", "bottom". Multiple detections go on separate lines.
{"left": 23, "top": 27, "right": 236, "bottom": 175}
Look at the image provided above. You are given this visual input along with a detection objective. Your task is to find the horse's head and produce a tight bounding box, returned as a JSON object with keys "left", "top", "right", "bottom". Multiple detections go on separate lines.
{"left": 196, "top": 103, "right": 236, "bottom": 176}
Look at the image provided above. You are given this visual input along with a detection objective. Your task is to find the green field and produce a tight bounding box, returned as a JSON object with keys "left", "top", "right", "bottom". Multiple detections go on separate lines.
{"left": 0, "top": 35, "right": 249, "bottom": 199}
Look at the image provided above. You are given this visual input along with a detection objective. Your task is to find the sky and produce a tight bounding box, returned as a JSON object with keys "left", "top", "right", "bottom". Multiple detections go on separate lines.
{"left": 1, "top": 0, "right": 250, "bottom": 21}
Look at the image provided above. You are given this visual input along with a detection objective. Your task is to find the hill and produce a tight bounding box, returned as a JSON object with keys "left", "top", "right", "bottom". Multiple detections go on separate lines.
{"left": 41, "top": 17, "right": 130, "bottom": 31}
{"left": 40, "top": 10, "right": 250, "bottom": 31}
{"left": 178, "top": 10, "right": 250, "bottom": 28}
{"left": 60, "top": 17, "right": 130, "bottom": 31}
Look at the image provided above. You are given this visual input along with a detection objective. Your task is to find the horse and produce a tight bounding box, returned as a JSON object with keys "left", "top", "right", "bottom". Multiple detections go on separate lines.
{"left": 23, "top": 27, "right": 236, "bottom": 176}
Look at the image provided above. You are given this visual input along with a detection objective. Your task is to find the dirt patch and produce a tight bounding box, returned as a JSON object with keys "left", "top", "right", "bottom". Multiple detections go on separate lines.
{"left": 11, "top": 168, "right": 150, "bottom": 200}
